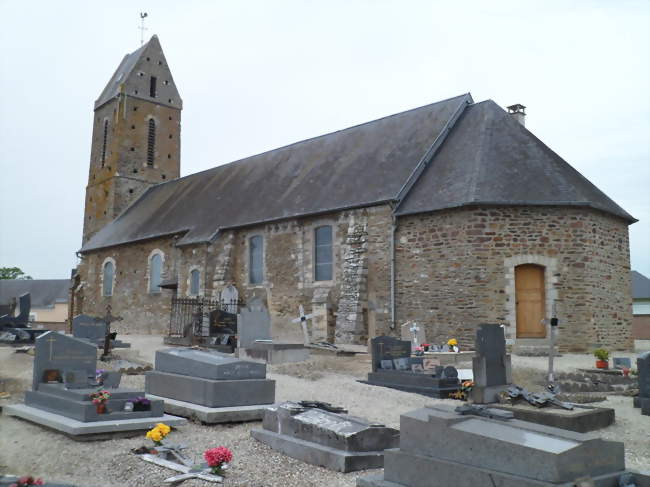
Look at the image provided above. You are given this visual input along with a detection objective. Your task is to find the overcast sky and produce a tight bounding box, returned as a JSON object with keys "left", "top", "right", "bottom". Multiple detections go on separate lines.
{"left": 1, "top": 0, "right": 648, "bottom": 279}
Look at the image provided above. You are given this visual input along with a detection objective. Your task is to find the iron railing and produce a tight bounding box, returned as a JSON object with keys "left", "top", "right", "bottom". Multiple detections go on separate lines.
{"left": 168, "top": 296, "right": 241, "bottom": 338}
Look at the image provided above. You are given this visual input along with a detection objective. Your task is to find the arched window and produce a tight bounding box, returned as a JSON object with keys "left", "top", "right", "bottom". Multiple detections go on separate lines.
{"left": 189, "top": 269, "right": 200, "bottom": 295}
{"left": 149, "top": 252, "right": 162, "bottom": 293}
{"left": 147, "top": 119, "right": 155, "bottom": 166}
{"left": 314, "top": 225, "right": 333, "bottom": 281}
{"left": 101, "top": 119, "right": 109, "bottom": 166}
{"left": 102, "top": 260, "right": 114, "bottom": 296}
{"left": 249, "top": 235, "right": 264, "bottom": 284}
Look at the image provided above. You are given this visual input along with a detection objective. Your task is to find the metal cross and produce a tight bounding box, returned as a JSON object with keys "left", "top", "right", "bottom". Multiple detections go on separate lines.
{"left": 101, "top": 304, "right": 123, "bottom": 360}
{"left": 291, "top": 305, "right": 315, "bottom": 345}
{"left": 409, "top": 322, "right": 421, "bottom": 348}
{"left": 139, "top": 12, "right": 148, "bottom": 46}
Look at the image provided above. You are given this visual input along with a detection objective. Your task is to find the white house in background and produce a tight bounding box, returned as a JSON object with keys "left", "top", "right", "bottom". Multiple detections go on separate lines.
{"left": 632, "top": 270, "right": 650, "bottom": 341}
{"left": 0, "top": 279, "right": 70, "bottom": 328}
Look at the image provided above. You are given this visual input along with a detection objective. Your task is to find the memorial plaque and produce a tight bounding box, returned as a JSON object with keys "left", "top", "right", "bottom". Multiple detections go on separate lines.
{"left": 380, "top": 360, "right": 394, "bottom": 370}
{"left": 394, "top": 358, "right": 410, "bottom": 371}
{"left": 423, "top": 358, "right": 440, "bottom": 370}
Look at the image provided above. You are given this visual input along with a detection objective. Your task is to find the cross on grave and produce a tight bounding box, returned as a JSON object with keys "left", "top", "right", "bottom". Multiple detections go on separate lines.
{"left": 291, "top": 304, "right": 315, "bottom": 345}
{"left": 409, "top": 322, "right": 421, "bottom": 348}
{"left": 101, "top": 304, "right": 123, "bottom": 360}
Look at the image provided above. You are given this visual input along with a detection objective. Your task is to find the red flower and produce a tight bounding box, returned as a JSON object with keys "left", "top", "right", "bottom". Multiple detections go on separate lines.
{"left": 204, "top": 446, "right": 233, "bottom": 467}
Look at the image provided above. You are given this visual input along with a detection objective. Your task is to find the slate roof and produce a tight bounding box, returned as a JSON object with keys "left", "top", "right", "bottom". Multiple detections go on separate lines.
{"left": 95, "top": 41, "right": 148, "bottom": 110}
{"left": 632, "top": 271, "right": 650, "bottom": 300}
{"left": 80, "top": 94, "right": 634, "bottom": 253}
{"left": 0, "top": 280, "right": 70, "bottom": 308}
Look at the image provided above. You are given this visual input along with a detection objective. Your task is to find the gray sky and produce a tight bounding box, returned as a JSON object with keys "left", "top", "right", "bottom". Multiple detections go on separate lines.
{"left": 1, "top": 0, "right": 648, "bottom": 278}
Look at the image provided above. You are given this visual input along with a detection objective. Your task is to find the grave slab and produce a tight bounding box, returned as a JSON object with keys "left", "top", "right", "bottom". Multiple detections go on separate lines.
{"left": 251, "top": 402, "right": 398, "bottom": 472}
{"left": 356, "top": 403, "right": 641, "bottom": 487}
{"left": 154, "top": 348, "right": 267, "bottom": 380}
{"left": 492, "top": 402, "right": 615, "bottom": 433}
{"left": 4, "top": 403, "right": 185, "bottom": 438}
{"left": 239, "top": 342, "right": 309, "bottom": 364}
{"left": 146, "top": 394, "right": 270, "bottom": 423}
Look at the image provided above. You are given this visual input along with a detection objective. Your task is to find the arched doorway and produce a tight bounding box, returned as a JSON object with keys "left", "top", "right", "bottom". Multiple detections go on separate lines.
{"left": 515, "top": 264, "right": 546, "bottom": 338}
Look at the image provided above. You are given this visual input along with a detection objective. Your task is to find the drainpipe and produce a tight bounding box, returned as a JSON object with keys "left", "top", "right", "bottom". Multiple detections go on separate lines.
{"left": 390, "top": 213, "right": 397, "bottom": 330}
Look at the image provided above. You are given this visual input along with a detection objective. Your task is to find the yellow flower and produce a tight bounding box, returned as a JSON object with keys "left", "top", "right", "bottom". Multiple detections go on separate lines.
{"left": 447, "top": 338, "right": 458, "bottom": 346}
{"left": 156, "top": 423, "right": 171, "bottom": 435}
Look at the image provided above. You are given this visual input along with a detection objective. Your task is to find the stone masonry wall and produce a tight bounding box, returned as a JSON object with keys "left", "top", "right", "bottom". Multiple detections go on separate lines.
{"left": 395, "top": 206, "right": 632, "bottom": 352}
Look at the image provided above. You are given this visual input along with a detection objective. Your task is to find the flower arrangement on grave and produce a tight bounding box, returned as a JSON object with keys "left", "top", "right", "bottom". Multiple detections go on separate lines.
{"left": 447, "top": 338, "right": 460, "bottom": 353}
{"left": 90, "top": 389, "right": 111, "bottom": 413}
{"left": 128, "top": 396, "right": 151, "bottom": 411}
{"left": 203, "top": 446, "right": 233, "bottom": 476}
{"left": 9, "top": 477, "right": 44, "bottom": 487}
{"left": 146, "top": 422, "right": 171, "bottom": 446}
{"left": 95, "top": 369, "right": 106, "bottom": 382}
{"left": 449, "top": 380, "right": 474, "bottom": 401}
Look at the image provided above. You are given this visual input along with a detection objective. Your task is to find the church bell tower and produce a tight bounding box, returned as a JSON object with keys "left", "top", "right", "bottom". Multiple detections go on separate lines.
{"left": 82, "top": 35, "right": 182, "bottom": 244}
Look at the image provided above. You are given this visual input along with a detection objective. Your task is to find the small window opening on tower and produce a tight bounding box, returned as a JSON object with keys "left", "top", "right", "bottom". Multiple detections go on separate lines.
{"left": 133, "top": 168, "right": 138, "bottom": 174}
{"left": 158, "top": 61, "right": 162, "bottom": 65}
{"left": 101, "top": 120, "right": 108, "bottom": 166}
{"left": 150, "top": 76, "right": 157, "bottom": 98}
{"left": 168, "top": 98, "right": 172, "bottom": 103}
{"left": 133, "top": 107, "right": 138, "bottom": 111}
{"left": 146, "top": 57, "right": 150, "bottom": 61}
{"left": 164, "top": 80, "right": 169, "bottom": 85}
{"left": 134, "top": 90, "right": 139, "bottom": 95}
{"left": 162, "top": 174, "right": 166, "bottom": 180}
{"left": 147, "top": 119, "right": 156, "bottom": 166}
{"left": 129, "top": 188, "right": 134, "bottom": 194}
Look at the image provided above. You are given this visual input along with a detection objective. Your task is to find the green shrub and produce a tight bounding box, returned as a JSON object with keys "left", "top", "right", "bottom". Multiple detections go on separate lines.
{"left": 593, "top": 348, "right": 609, "bottom": 361}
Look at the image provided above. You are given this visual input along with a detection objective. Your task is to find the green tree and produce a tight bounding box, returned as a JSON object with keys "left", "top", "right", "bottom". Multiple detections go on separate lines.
{"left": 0, "top": 267, "right": 33, "bottom": 280}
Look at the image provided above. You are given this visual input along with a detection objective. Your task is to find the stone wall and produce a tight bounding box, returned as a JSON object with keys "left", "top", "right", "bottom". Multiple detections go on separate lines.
{"left": 394, "top": 206, "right": 632, "bottom": 352}
{"left": 77, "top": 205, "right": 393, "bottom": 343}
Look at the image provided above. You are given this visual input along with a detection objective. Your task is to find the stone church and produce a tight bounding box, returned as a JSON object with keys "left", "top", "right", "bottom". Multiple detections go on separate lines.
{"left": 73, "top": 36, "right": 635, "bottom": 352}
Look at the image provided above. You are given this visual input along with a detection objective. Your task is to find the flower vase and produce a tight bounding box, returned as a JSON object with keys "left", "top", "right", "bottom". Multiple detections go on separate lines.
{"left": 96, "top": 402, "right": 107, "bottom": 414}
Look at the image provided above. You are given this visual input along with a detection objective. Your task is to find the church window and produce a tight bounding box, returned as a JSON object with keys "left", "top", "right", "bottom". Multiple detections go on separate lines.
{"left": 249, "top": 236, "right": 264, "bottom": 284}
{"left": 150, "top": 76, "right": 157, "bottom": 98}
{"left": 147, "top": 119, "right": 156, "bottom": 166}
{"left": 101, "top": 120, "right": 108, "bottom": 166}
{"left": 314, "top": 226, "right": 333, "bottom": 281}
{"left": 149, "top": 252, "right": 163, "bottom": 293}
{"left": 189, "top": 269, "right": 200, "bottom": 295}
{"left": 102, "top": 260, "right": 114, "bottom": 297}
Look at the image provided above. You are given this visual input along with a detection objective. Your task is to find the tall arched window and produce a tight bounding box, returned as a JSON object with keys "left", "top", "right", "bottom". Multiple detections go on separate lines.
{"left": 249, "top": 235, "right": 264, "bottom": 284}
{"left": 189, "top": 269, "right": 200, "bottom": 295}
{"left": 147, "top": 119, "right": 155, "bottom": 166}
{"left": 314, "top": 225, "right": 333, "bottom": 281}
{"left": 149, "top": 253, "right": 162, "bottom": 293}
{"left": 101, "top": 119, "right": 109, "bottom": 166}
{"left": 102, "top": 260, "right": 114, "bottom": 296}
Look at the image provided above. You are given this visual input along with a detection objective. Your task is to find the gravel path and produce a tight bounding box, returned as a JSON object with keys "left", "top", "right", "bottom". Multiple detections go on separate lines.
{"left": 1, "top": 339, "right": 648, "bottom": 486}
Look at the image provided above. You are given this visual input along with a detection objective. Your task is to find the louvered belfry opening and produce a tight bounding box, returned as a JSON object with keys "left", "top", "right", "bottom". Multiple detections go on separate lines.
{"left": 147, "top": 119, "right": 155, "bottom": 165}
{"left": 101, "top": 119, "right": 108, "bottom": 166}
{"left": 149, "top": 76, "right": 157, "bottom": 98}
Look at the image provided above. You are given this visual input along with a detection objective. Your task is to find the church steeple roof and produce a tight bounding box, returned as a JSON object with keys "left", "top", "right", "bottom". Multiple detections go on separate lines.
{"left": 94, "top": 35, "right": 182, "bottom": 110}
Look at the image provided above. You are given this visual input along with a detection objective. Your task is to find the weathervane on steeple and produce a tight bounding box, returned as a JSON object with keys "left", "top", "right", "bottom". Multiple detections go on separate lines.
{"left": 139, "top": 12, "right": 148, "bottom": 46}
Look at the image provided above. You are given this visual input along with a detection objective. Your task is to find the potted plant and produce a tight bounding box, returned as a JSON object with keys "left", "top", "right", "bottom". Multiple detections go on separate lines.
{"left": 130, "top": 396, "right": 151, "bottom": 411}
{"left": 146, "top": 422, "right": 171, "bottom": 447}
{"left": 593, "top": 348, "right": 609, "bottom": 369}
{"left": 90, "top": 389, "right": 111, "bottom": 414}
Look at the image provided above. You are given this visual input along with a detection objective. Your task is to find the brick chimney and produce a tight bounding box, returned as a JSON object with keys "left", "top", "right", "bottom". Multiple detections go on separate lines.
{"left": 507, "top": 104, "right": 526, "bottom": 126}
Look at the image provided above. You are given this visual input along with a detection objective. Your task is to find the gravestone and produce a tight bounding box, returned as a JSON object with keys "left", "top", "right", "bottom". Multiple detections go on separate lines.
{"left": 220, "top": 284, "right": 239, "bottom": 314}
{"left": 251, "top": 401, "right": 399, "bottom": 472}
{"left": 613, "top": 357, "right": 632, "bottom": 370}
{"left": 357, "top": 403, "right": 643, "bottom": 487}
{"left": 400, "top": 322, "right": 426, "bottom": 351}
{"left": 471, "top": 324, "right": 512, "bottom": 403}
{"left": 5, "top": 331, "right": 184, "bottom": 436}
{"left": 145, "top": 348, "right": 275, "bottom": 423}
{"left": 634, "top": 351, "right": 650, "bottom": 416}
{"left": 361, "top": 336, "right": 459, "bottom": 398}
{"left": 72, "top": 313, "right": 130, "bottom": 349}
{"left": 237, "top": 299, "right": 271, "bottom": 349}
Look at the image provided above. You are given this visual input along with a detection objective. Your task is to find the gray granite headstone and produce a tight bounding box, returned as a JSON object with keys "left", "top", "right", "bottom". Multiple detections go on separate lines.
{"left": 472, "top": 324, "right": 512, "bottom": 403}
{"left": 637, "top": 351, "right": 650, "bottom": 415}
{"left": 102, "top": 371, "right": 122, "bottom": 388}
{"left": 32, "top": 332, "right": 97, "bottom": 390}
{"left": 237, "top": 299, "right": 271, "bottom": 348}
{"left": 155, "top": 348, "right": 267, "bottom": 380}
{"left": 370, "top": 336, "right": 411, "bottom": 372}
{"left": 72, "top": 314, "right": 106, "bottom": 341}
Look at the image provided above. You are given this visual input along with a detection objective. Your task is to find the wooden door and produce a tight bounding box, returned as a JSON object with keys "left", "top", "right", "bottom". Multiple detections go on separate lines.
{"left": 515, "top": 264, "right": 546, "bottom": 338}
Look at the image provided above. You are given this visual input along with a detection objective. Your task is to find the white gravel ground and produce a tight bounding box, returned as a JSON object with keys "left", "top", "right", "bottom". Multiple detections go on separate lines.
{"left": 0, "top": 337, "right": 648, "bottom": 486}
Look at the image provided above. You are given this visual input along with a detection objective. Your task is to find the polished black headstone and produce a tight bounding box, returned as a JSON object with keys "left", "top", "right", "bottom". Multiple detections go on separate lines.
{"left": 370, "top": 336, "right": 411, "bottom": 372}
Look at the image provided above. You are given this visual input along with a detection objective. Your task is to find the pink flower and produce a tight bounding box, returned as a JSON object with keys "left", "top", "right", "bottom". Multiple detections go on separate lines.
{"left": 204, "top": 446, "right": 233, "bottom": 467}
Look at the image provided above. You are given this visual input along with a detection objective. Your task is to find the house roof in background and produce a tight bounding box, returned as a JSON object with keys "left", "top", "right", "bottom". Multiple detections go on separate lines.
{"left": 80, "top": 94, "right": 634, "bottom": 253}
{"left": 0, "top": 279, "right": 70, "bottom": 307}
{"left": 632, "top": 270, "right": 650, "bottom": 299}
